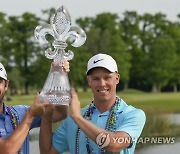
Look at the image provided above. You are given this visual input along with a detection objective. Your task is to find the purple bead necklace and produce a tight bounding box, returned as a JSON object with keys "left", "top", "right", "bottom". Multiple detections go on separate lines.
{"left": 75, "top": 97, "right": 120, "bottom": 154}
{"left": 0, "top": 106, "right": 22, "bottom": 154}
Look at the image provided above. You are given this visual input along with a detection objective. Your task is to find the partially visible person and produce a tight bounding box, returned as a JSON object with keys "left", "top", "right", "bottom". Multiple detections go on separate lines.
{"left": 40, "top": 53, "right": 146, "bottom": 154}
{"left": 0, "top": 61, "right": 69, "bottom": 154}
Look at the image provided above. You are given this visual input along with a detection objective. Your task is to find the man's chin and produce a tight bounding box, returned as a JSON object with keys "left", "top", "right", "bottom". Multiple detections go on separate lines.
{"left": 97, "top": 96, "right": 109, "bottom": 102}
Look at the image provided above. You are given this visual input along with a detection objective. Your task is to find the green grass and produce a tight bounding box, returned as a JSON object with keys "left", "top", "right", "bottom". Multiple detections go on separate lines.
{"left": 6, "top": 89, "right": 180, "bottom": 142}
{"left": 118, "top": 90, "right": 180, "bottom": 113}
{"left": 6, "top": 94, "right": 35, "bottom": 106}
{"left": 5, "top": 89, "right": 180, "bottom": 113}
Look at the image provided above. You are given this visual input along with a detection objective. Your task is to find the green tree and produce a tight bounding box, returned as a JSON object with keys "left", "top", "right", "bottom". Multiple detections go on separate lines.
{"left": 110, "top": 34, "right": 131, "bottom": 90}
{"left": 139, "top": 13, "right": 178, "bottom": 91}
{"left": 68, "top": 45, "right": 90, "bottom": 91}
{"left": 8, "top": 68, "right": 25, "bottom": 95}
{"left": 120, "top": 11, "right": 145, "bottom": 89}
{"left": 146, "top": 37, "right": 176, "bottom": 92}
{"left": 0, "top": 12, "right": 11, "bottom": 65}
{"left": 7, "top": 13, "right": 40, "bottom": 94}
{"left": 166, "top": 21, "right": 180, "bottom": 92}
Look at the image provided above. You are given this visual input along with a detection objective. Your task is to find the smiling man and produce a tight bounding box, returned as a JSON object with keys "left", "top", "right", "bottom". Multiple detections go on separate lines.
{"left": 40, "top": 53, "right": 146, "bottom": 154}
{"left": 0, "top": 61, "right": 70, "bottom": 154}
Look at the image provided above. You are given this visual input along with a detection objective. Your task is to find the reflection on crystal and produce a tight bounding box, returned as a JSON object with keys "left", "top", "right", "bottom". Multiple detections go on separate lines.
{"left": 39, "top": 64, "right": 71, "bottom": 105}
{"left": 34, "top": 6, "right": 86, "bottom": 105}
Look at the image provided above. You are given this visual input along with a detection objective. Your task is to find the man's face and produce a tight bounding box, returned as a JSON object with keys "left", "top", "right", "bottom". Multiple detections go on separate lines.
{"left": 87, "top": 67, "right": 120, "bottom": 103}
{"left": 0, "top": 78, "right": 8, "bottom": 104}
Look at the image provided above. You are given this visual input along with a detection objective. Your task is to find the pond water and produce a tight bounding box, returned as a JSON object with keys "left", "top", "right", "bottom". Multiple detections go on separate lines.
{"left": 167, "top": 113, "right": 180, "bottom": 125}
{"left": 135, "top": 141, "right": 180, "bottom": 154}
{"left": 29, "top": 128, "right": 40, "bottom": 154}
{"left": 30, "top": 139, "right": 180, "bottom": 154}
{"left": 29, "top": 114, "right": 180, "bottom": 154}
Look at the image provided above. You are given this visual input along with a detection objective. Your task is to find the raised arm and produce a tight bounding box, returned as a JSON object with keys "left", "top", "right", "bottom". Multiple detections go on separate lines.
{"left": 39, "top": 104, "right": 59, "bottom": 154}
{"left": 69, "top": 89, "right": 132, "bottom": 153}
{"left": 0, "top": 94, "right": 46, "bottom": 154}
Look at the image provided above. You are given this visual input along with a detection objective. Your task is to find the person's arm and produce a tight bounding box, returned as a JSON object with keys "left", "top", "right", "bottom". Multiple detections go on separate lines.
{"left": 39, "top": 104, "right": 59, "bottom": 154}
{"left": 69, "top": 89, "right": 131, "bottom": 153}
{"left": 52, "top": 105, "right": 68, "bottom": 123}
{"left": 0, "top": 94, "right": 46, "bottom": 154}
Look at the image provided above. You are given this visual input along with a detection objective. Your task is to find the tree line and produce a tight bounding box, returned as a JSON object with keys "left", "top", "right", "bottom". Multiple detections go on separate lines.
{"left": 0, "top": 8, "right": 180, "bottom": 95}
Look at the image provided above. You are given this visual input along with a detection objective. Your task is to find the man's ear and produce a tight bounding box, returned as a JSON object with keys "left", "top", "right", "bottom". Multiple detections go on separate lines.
{"left": 86, "top": 76, "right": 91, "bottom": 86}
{"left": 5, "top": 80, "right": 9, "bottom": 91}
{"left": 116, "top": 73, "right": 120, "bottom": 85}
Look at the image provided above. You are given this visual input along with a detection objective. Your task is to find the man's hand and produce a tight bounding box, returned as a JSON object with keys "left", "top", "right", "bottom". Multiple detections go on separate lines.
{"left": 44, "top": 104, "right": 54, "bottom": 117}
{"left": 28, "top": 93, "right": 46, "bottom": 119}
{"left": 69, "top": 88, "right": 81, "bottom": 119}
{"left": 62, "top": 60, "right": 70, "bottom": 73}
{"left": 52, "top": 60, "right": 70, "bottom": 73}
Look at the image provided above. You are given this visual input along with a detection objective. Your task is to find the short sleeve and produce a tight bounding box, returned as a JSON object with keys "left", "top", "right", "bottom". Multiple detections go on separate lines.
{"left": 12, "top": 105, "right": 28, "bottom": 121}
{"left": 117, "top": 108, "right": 146, "bottom": 140}
{"left": 30, "top": 116, "right": 42, "bottom": 129}
{"left": 12, "top": 105, "right": 41, "bottom": 129}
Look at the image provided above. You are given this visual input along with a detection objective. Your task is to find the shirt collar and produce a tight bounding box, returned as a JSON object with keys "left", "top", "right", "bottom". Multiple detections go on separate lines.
{"left": 91, "top": 96, "right": 124, "bottom": 116}
{"left": 3, "top": 103, "right": 11, "bottom": 115}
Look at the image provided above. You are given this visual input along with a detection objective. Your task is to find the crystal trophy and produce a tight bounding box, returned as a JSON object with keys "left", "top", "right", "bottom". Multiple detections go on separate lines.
{"left": 34, "top": 6, "right": 86, "bottom": 105}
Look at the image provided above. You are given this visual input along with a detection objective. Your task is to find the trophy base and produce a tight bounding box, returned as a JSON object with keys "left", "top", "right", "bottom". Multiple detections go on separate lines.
{"left": 39, "top": 94, "right": 70, "bottom": 106}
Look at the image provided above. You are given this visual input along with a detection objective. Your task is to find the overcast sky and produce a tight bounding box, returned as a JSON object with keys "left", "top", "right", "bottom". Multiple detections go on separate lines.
{"left": 0, "top": 0, "right": 179, "bottom": 23}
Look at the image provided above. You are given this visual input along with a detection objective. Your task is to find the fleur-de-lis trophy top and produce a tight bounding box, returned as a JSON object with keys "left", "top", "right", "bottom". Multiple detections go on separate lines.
{"left": 34, "top": 6, "right": 86, "bottom": 105}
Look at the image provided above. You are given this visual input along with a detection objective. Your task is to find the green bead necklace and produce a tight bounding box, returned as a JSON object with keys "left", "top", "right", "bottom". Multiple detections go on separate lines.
{"left": 75, "top": 97, "right": 121, "bottom": 154}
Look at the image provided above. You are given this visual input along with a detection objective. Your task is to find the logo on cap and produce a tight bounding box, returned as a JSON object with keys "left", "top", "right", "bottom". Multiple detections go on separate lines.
{"left": 93, "top": 59, "right": 104, "bottom": 64}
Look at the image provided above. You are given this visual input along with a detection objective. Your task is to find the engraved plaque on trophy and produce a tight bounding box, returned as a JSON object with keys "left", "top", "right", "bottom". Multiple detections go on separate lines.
{"left": 34, "top": 6, "right": 86, "bottom": 105}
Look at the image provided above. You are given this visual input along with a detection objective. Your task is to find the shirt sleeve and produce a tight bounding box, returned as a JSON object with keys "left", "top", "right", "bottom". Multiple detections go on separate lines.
{"left": 117, "top": 107, "right": 146, "bottom": 140}
{"left": 12, "top": 105, "right": 41, "bottom": 129}
{"left": 30, "top": 116, "right": 42, "bottom": 129}
{"left": 52, "top": 118, "right": 69, "bottom": 153}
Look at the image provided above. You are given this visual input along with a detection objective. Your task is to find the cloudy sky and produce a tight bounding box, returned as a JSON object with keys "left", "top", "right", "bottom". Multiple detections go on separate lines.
{"left": 0, "top": 0, "right": 179, "bottom": 23}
